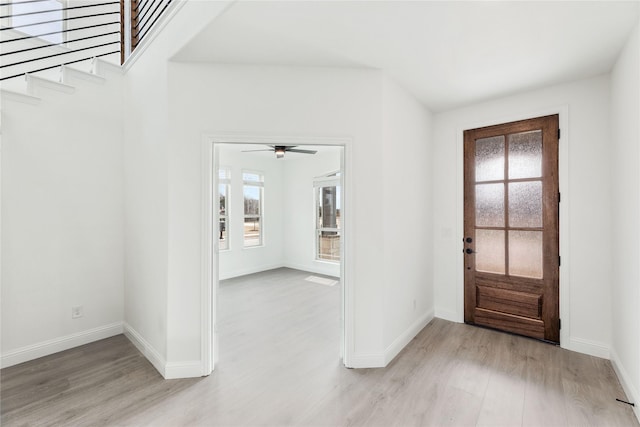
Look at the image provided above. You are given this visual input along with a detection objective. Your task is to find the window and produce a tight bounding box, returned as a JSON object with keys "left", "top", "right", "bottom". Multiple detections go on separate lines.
{"left": 6, "top": 0, "right": 64, "bottom": 44}
{"left": 314, "top": 172, "right": 341, "bottom": 262}
{"left": 218, "top": 168, "right": 230, "bottom": 250}
{"left": 243, "top": 171, "right": 264, "bottom": 247}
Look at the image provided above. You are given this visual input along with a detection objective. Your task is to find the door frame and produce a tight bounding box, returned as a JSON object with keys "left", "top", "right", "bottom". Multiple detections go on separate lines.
{"left": 455, "top": 106, "right": 570, "bottom": 348}
{"left": 200, "top": 133, "right": 354, "bottom": 375}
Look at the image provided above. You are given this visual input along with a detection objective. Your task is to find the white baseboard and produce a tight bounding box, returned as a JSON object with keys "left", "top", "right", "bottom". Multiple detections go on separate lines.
{"left": 1, "top": 322, "right": 123, "bottom": 369}
{"left": 349, "top": 309, "right": 435, "bottom": 369}
{"left": 384, "top": 309, "right": 435, "bottom": 365}
{"left": 218, "top": 263, "right": 285, "bottom": 281}
{"left": 165, "top": 361, "right": 204, "bottom": 379}
{"left": 283, "top": 261, "right": 340, "bottom": 278}
{"left": 435, "top": 308, "right": 461, "bottom": 323}
{"left": 565, "top": 336, "right": 610, "bottom": 359}
{"left": 123, "top": 322, "right": 167, "bottom": 378}
{"left": 348, "top": 352, "right": 386, "bottom": 368}
{"left": 610, "top": 347, "right": 640, "bottom": 423}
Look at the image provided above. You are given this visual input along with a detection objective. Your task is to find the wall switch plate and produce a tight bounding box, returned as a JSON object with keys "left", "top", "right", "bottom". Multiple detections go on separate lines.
{"left": 72, "top": 305, "right": 83, "bottom": 319}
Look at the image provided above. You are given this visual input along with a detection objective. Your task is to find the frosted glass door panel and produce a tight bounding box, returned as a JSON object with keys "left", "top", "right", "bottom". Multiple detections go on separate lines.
{"left": 476, "top": 230, "right": 505, "bottom": 274}
{"left": 509, "top": 182, "right": 542, "bottom": 228}
{"left": 475, "top": 136, "right": 505, "bottom": 182}
{"left": 509, "top": 231, "right": 543, "bottom": 278}
{"left": 476, "top": 184, "right": 505, "bottom": 227}
{"left": 508, "top": 131, "right": 542, "bottom": 179}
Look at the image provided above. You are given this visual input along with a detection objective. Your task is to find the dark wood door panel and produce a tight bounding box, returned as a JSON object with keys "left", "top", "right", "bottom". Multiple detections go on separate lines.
{"left": 464, "top": 114, "right": 559, "bottom": 343}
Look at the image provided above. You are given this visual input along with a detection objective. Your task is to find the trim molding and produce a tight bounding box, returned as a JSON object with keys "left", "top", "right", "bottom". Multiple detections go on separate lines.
{"left": 384, "top": 310, "right": 435, "bottom": 365}
{"left": 164, "top": 361, "right": 204, "bottom": 379}
{"left": 434, "top": 308, "right": 459, "bottom": 323}
{"left": 123, "top": 322, "right": 166, "bottom": 378}
{"left": 567, "top": 336, "right": 610, "bottom": 359}
{"left": 1, "top": 322, "right": 123, "bottom": 369}
{"left": 610, "top": 347, "right": 640, "bottom": 423}
{"left": 218, "top": 263, "right": 285, "bottom": 281}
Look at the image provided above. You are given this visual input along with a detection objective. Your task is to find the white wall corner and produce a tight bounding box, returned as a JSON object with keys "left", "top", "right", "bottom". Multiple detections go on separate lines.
{"left": 610, "top": 347, "right": 640, "bottom": 423}
{"left": 123, "top": 322, "right": 167, "bottom": 378}
{"left": 566, "top": 336, "right": 610, "bottom": 359}
{"left": 1, "top": 322, "right": 123, "bottom": 369}
{"left": 434, "top": 308, "right": 460, "bottom": 323}
{"left": 384, "top": 309, "right": 435, "bottom": 366}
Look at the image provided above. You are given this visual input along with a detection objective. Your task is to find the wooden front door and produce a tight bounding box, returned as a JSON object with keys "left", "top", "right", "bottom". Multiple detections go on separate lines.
{"left": 464, "top": 115, "right": 560, "bottom": 343}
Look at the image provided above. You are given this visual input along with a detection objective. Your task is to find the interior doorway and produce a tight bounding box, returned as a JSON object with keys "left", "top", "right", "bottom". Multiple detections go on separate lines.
{"left": 463, "top": 115, "right": 560, "bottom": 343}
{"left": 202, "top": 136, "right": 350, "bottom": 374}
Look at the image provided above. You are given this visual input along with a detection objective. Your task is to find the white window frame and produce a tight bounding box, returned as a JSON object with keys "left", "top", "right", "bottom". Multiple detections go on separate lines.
{"left": 243, "top": 170, "right": 264, "bottom": 248}
{"left": 218, "top": 167, "right": 230, "bottom": 251}
{"left": 314, "top": 171, "right": 341, "bottom": 263}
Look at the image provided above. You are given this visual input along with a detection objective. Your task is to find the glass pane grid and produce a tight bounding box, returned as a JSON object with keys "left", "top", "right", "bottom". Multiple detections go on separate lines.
{"left": 473, "top": 129, "right": 545, "bottom": 280}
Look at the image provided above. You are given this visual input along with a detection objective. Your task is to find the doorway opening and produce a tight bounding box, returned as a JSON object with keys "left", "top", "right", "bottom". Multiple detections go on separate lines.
{"left": 202, "top": 137, "right": 350, "bottom": 374}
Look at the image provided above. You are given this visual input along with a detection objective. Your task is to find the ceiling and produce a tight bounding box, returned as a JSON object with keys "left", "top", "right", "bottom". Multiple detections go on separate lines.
{"left": 173, "top": 1, "right": 640, "bottom": 112}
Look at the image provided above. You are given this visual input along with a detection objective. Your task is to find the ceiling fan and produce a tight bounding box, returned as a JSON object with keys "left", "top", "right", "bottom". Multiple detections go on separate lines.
{"left": 242, "top": 145, "right": 317, "bottom": 159}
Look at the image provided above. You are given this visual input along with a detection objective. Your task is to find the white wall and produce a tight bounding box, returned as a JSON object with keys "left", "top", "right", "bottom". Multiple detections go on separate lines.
{"left": 164, "top": 62, "right": 434, "bottom": 371}
{"left": 283, "top": 149, "right": 341, "bottom": 278}
{"left": 122, "top": 0, "right": 230, "bottom": 376}
{"left": 610, "top": 21, "right": 640, "bottom": 420}
{"left": 432, "top": 75, "right": 613, "bottom": 357}
{"left": 218, "top": 146, "right": 285, "bottom": 280}
{"left": 1, "top": 69, "right": 124, "bottom": 367}
{"left": 381, "top": 76, "right": 435, "bottom": 359}
{"left": 167, "top": 63, "right": 386, "bottom": 368}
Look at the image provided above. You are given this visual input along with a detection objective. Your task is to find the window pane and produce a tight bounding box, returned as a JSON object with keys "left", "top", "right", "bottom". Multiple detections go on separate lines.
{"left": 475, "top": 183, "right": 504, "bottom": 227}
{"left": 509, "top": 231, "right": 543, "bottom": 278}
{"left": 219, "top": 168, "right": 230, "bottom": 180}
{"left": 244, "top": 217, "right": 261, "bottom": 247}
{"left": 218, "top": 183, "right": 228, "bottom": 250}
{"left": 509, "top": 181, "right": 542, "bottom": 228}
{"left": 320, "top": 186, "right": 338, "bottom": 228}
{"left": 476, "top": 229, "right": 505, "bottom": 274}
{"left": 318, "top": 230, "right": 340, "bottom": 261}
{"left": 475, "top": 136, "right": 505, "bottom": 182}
{"left": 244, "top": 186, "right": 261, "bottom": 216}
{"left": 508, "top": 130, "right": 542, "bottom": 179}
{"left": 12, "top": 0, "right": 63, "bottom": 43}
{"left": 243, "top": 172, "right": 263, "bottom": 182}
{"left": 219, "top": 218, "right": 228, "bottom": 250}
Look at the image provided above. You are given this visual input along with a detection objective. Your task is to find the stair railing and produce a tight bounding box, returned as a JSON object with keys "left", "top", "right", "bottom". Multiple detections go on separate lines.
{"left": 0, "top": 0, "right": 174, "bottom": 82}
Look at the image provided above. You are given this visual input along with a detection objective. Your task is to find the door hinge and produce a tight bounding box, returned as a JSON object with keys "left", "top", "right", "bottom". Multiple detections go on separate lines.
{"left": 558, "top": 128, "right": 561, "bottom": 139}
{"left": 558, "top": 192, "right": 561, "bottom": 203}
{"left": 559, "top": 318, "right": 562, "bottom": 330}
{"left": 559, "top": 255, "right": 561, "bottom": 266}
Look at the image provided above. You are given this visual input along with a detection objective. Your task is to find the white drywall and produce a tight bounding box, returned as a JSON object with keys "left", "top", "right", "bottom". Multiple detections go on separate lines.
{"left": 1, "top": 70, "right": 124, "bottom": 367}
{"left": 381, "top": 76, "right": 434, "bottom": 360}
{"left": 217, "top": 146, "right": 285, "bottom": 280}
{"left": 282, "top": 148, "right": 342, "bottom": 278}
{"left": 166, "top": 63, "right": 386, "bottom": 367}
{"left": 164, "top": 61, "right": 434, "bottom": 370}
{"left": 610, "top": 21, "right": 640, "bottom": 420}
{"left": 122, "top": 0, "right": 230, "bottom": 374}
{"left": 432, "top": 75, "right": 613, "bottom": 357}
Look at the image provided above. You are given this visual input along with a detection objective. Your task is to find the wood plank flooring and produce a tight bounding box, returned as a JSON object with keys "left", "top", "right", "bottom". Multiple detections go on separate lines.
{"left": 2, "top": 267, "right": 637, "bottom": 426}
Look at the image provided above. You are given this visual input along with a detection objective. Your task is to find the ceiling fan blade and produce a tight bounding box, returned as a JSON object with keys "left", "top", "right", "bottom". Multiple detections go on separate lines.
{"left": 241, "top": 149, "right": 273, "bottom": 152}
{"left": 286, "top": 148, "right": 317, "bottom": 155}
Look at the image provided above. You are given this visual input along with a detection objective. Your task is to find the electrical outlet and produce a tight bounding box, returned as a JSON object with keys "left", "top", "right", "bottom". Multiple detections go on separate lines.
{"left": 72, "top": 305, "right": 83, "bottom": 319}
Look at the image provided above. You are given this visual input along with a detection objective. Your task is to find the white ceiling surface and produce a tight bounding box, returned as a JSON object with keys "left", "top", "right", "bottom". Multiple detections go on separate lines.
{"left": 173, "top": 1, "right": 640, "bottom": 112}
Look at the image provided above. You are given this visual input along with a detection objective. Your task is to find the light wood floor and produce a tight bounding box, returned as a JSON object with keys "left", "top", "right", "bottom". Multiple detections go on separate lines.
{"left": 2, "top": 267, "right": 637, "bottom": 426}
